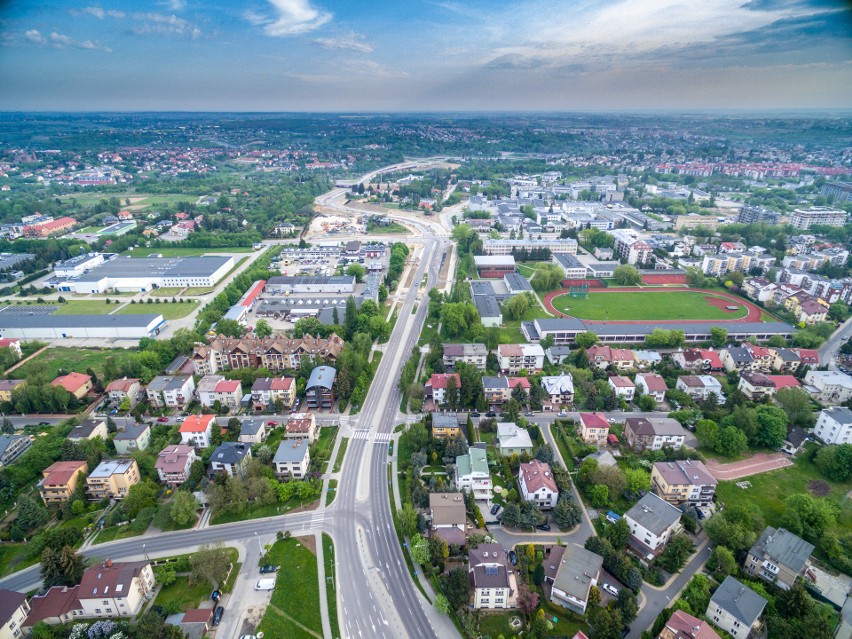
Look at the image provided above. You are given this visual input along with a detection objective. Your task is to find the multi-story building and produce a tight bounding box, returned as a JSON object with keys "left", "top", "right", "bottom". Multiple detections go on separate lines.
{"left": 737, "top": 372, "right": 777, "bottom": 401}
{"left": 178, "top": 415, "right": 215, "bottom": 449}
{"left": 0, "top": 588, "right": 30, "bottom": 639}
{"left": 273, "top": 439, "right": 311, "bottom": 479}
{"left": 706, "top": 576, "right": 767, "bottom": 639}
{"left": 285, "top": 413, "right": 318, "bottom": 442}
{"left": 612, "top": 229, "right": 653, "bottom": 265}
{"left": 586, "top": 345, "right": 635, "bottom": 370}
{"left": 442, "top": 343, "right": 488, "bottom": 370}
{"left": 623, "top": 417, "right": 686, "bottom": 452}
{"left": 813, "top": 406, "right": 852, "bottom": 445}
{"left": 608, "top": 375, "right": 635, "bottom": 400}
{"left": 112, "top": 423, "right": 151, "bottom": 455}
{"left": 238, "top": 418, "right": 268, "bottom": 445}
{"left": 75, "top": 561, "right": 156, "bottom": 619}
{"left": 737, "top": 205, "right": 779, "bottom": 226}
{"left": 432, "top": 413, "right": 461, "bottom": 440}
{"left": 468, "top": 544, "right": 515, "bottom": 610}
{"left": 68, "top": 418, "right": 108, "bottom": 443}
{"left": 518, "top": 460, "right": 559, "bottom": 509}
{"left": 483, "top": 376, "right": 530, "bottom": 406}
{"left": 658, "top": 610, "right": 721, "bottom": 639}
{"left": 424, "top": 373, "right": 461, "bottom": 406}
{"left": 86, "top": 459, "right": 140, "bottom": 500}
{"left": 455, "top": 447, "right": 492, "bottom": 500}
{"left": 482, "top": 238, "right": 577, "bottom": 256}
{"left": 0, "top": 434, "right": 33, "bottom": 469}
{"left": 39, "top": 460, "right": 88, "bottom": 505}
{"left": 198, "top": 377, "right": 242, "bottom": 411}
{"left": 250, "top": 376, "right": 295, "bottom": 411}
{"left": 624, "top": 493, "right": 683, "bottom": 560}
{"left": 635, "top": 373, "right": 668, "bottom": 404}
{"left": 105, "top": 377, "right": 142, "bottom": 408}
{"left": 146, "top": 375, "right": 196, "bottom": 408}
{"left": 805, "top": 370, "right": 852, "bottom": 404}
{"left": 306, "top": 366, "right": 336, "bottom": 410}
{"left": 540, "top": 374, "right": 575, "bottom": 409}
{"left": 208, "top": 442, "right": 252, "bottom": 477}
{"left": 651, "top": 460, "right": 717, "bottom": 507}
{"left": 545, "top": 544, "right": 603, "bottom": 614}
{"left": 789, "top": 206, "right": 847, "bottom": 230}
{"left": 745, "top": 527, "right": 814, "bottom": 591}
{"left": 155, "top": 445, "right": 198, "bottom": 487}
{"left": 191, "top": 333, "right": 344, "bottom": 374}
{"left": 578, "top": 412, "right": 610, "bottom": 444}
{"left": 429, "top": 492, "right": 468, "bottom": 546}
{"left": 671, "top": 348, "right": 724, "bottom": 373}
{"left": 497, "top": 343, "right": 545, "bottom": 374}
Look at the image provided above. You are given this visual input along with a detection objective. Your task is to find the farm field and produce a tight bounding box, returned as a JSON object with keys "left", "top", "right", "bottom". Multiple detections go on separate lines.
{"left": 117, "top": 301, "right": 198, "bottom": 320}
{"left": 550, "top": 290, "right": 749, "bottom": 321}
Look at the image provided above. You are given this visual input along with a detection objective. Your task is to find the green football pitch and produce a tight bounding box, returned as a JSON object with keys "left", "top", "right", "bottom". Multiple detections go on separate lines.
{"left": 550, "top": 290, "right": 749, "bottom": 321}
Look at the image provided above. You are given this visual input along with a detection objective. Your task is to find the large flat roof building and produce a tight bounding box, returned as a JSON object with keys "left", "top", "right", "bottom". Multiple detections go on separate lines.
{"left": 0, "top": 311, "right": 165, "bottom": 340}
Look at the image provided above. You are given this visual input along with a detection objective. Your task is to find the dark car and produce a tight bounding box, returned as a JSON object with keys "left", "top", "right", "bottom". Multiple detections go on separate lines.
{"left": 212, "top": 606, "right": 224, "bottom": 626}
{"left": 259, "top": 564, "right": 278, "bottom": 574}
{"left": 486, "top": 411, "right": 496, "bottom": 417}
{"left": 536, "top": 523, "right": 551, "bottom": 531}
{"left": 211, "top": 589, "right": 220, "bottom": 601}
{"left": 508, "top": 550, "right": 517, "bottom": 566}
{"left": 471, "top": 412, "right": 481, "bottom": 418}
{"left": 621, "top": 627, "right": 631, "bottom": 638}
{"left": 490, "top": 504, "right": 500, "bottom": 515}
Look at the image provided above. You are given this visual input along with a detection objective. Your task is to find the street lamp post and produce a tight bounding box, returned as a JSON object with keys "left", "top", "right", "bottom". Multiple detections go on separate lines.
{"left": 142, "top": 543, "right": 149, "bottom": 562}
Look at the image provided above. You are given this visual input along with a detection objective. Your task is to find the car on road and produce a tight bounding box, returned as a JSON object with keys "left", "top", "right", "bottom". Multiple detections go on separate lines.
{"left": 536, "top": 523, "right": 551, "bottom": 531}
{"left": 266, "top": 421, "right": 278, "bottom": 427}
{"left": 471, "top": 412, "right": 481, "bottom": 418}
{"left": 212, "top": 606, "right": 224, "bottom": 626}
{"left": 490, "top": 504, "right": 500, "bottom": 515}
{"left": 602, "top": 583, "right": 620, "bottom": 596}
{"left": 508, "top": 550, "right": 517, "bottom": 566}
{"left": 157, "top": 417, "right": 169, "bottom": 422}
{"left": 486, "top": 411, "right": 496, "bottom": 417}
{"left": 259, "top": 564, "right": 278, "bottom": 574}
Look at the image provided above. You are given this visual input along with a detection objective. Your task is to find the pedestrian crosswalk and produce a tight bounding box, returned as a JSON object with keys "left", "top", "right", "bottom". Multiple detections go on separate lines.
{"left": 351, "top": 430, "right": 393, "bottom": 443}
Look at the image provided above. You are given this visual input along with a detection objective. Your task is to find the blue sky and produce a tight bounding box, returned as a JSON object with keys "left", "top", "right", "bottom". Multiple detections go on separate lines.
{"left": 0, "top": 0, "right": 850, "bottom": 111}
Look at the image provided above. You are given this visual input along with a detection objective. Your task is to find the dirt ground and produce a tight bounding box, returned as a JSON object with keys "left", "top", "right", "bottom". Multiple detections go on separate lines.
{"left": 296, "top": 534, "right": 317, "bottom": 556}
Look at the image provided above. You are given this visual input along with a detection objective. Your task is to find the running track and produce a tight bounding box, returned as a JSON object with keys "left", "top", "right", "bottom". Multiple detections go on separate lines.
{"left": 705, "top": 452, "right": 794, "bottom": 481}
{"left": 542, "top": 287, "right": 766, "bottom": 324}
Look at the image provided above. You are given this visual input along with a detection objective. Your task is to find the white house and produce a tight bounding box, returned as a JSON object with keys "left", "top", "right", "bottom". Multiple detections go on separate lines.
{"left": 540, "top": 374, "right": 574, "bottom": 409}
{"left": 497, "top": 343, "right": 545, "bottom": 374}
{"left": 518, "top": 460, "right": 559, "bottom": 509}
{"left": 635, "top": 373, "right": 667, "bottom": 404}
{"left": 805, "top": 370, "right": 852, "bottom": 404}
{"left": 468, "top": 544, "right": 516, "bottom": 610}
{"left": 146, "top": 375, "right": 196, "bottom": 408}
{"left": 608, "top": 375, "right": 635, "bottom": 400}
{"left": 455, "top": 447, "right": 493, "bottom": 500}
{"left": 623, "top": 493, "right": 683, "bottom": 561}
{"left": 178, "top": 414, "right": 215, "bottom": 449}
{"left": 814, "top": 406, "right": 852, "bottom": 445}
{"left": 706, "top": 576, "right": 767, "bottom": 639}
{"left": 77, "top": 561, "right": 156, "bottom": 619}
{"left": 496, "top": 422, "right": 533, "bottom": 457}
{"left": 273, "top": 439, "right": 311, "bottom": 479}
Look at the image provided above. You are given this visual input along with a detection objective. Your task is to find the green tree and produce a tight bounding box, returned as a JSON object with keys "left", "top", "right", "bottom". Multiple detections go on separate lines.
{"left": 434, "top": 593, "right": 450, "bottom": 614}
{"left": 710, "top": 326, "right": 728, "bottom": 348}
{"left": 503, "top": 294, "right": 531, "bottom": 320}
{"left": 346, "top": 263, "right": 366, "bottom": 282}
{"left": 574, "top": 332, "right": 599, "bottom": 349}
{"left": 552, "top": 497, "right": 582, "bottom": 529}
{"left": 190, "top": 544, "right": 232, "bottom": 588}
{"left": 754, "top": 405, "right": 788, "bottom": 449}
{"left": 716, "top": 425, "right": 748, "bottom": 457}
{"left": 215, "top": 318, "right": 244, "bottom": 338}
{"left": 815, "top": 444, "right": 852, "bottom": 482}
{"left": 707, "top": 546, "right": 737, "bottom": 581}
{"left": 530, "top": 263, "right": 564, "bottom": 291}
{"left": 613, "top": 264, "right": 642, "bottom": 286}
{"left": 400, "top": 503, "right": 419, "bottom": 538}
{"left": 409, "top": 533, "right": 430, "bottom": 565}
{"left": 445, "top": 566, "right": 471, "bottom": 610}
{"left": 254, "top": 319, "right": 273, "bottom": 338}
{"left": 638, "top": 394, "right": 657, "bottom": 411}
{"left": 41, "top": 545, "right": 84, "bottom": 588}
{"left": 605, "top": 517, "right": 630, "bottom": 549}
{"left": 774, "top": 387, "right": 815, "bottom": 429}
{"left": 169, "top": 491, "right": 200, "bottom": 526}
{"left": 590, "top": 484, "right": 609, "bottom": 508}
{"left": 16, "top": 493, "right": 49, "bottom": 530}
{"left": 123, "top": 479, "right": 159, "bottom": 519}
{"left": 590, "top": 606, "right": 623, "bottom": 639}
{"left": 783, "top": 493, "right": 838, "bottom": 542}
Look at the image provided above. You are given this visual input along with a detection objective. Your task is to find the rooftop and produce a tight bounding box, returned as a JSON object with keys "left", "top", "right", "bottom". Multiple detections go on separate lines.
{"left": 273, "top": 438, "right": 310, "bottom": 463}
{"left": 750, "top": 527, "right": 814, "bottom": 573}
{"left": 710, "top": 576, "right": 767, "bottom": 627}
{"left": 624, "top": 493, "right": 682, "bottom": 536}
{"left": 552, "top": 544, "right": 604, "bottom": 604}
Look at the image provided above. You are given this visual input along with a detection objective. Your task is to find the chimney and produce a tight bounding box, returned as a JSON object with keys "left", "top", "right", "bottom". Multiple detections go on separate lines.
{"left": 106, "top": 559, "right": 112, "bottom": 568}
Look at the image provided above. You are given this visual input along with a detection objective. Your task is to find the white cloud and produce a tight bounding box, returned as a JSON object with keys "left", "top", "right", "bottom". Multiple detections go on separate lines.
{"left": 80, "top": 6, "right": 105, "bottom": 19}
{"left": 247, "top": 0, "right": 332, "bottom": 37}
{"left": 131, "top": 12, "right": 202, "bottom": 39}
{"left": 21, "top": 29, "right": 111, "bottom": 52}
{"left": 313, "top": 32, "right": 373, "bottom": 53}
{"left": 160, "top": 0, "right": 187, "bottom": 10}
{"left": 24, "top": 29, "right": 47, "bottom": 45}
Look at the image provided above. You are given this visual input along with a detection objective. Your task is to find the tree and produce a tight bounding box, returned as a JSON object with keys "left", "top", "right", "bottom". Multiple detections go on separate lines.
{"left": 409, "top": 533, "right": 430, "bottom": 565}
{"left": 16, "top": 494, "right": 49, "bottom": 530}
{"left": 445, "top": 375, "right": 459, "bottom": 410}
{"left": 574, "top": 332, "right": 599, "bottom": 349}
{"left": 254, "top": 319, "right": 273, "bottom": 338}
{"left": 605, "top": 517, "right": 630, "bottom": 549}
{"left": 533, "top": 562, "right": 545, "bottom": 586}
{"left": 346, "top": 263, "right": 366, "bottom": 282}
{"left": 815, "top": 444, "right": 852, "bottom": 482}
{"left": 716, "top": 425, "right": 748, "bottom": 457}
{"left": 41, "top": 545, "right": 84, "bottom": 588}
{"left": 530, "top": 263, "right": 564, "bottom": 291}
{"left": 215, "top": 318, "right": 244, "bottom": 338}
{"left": 615, "top": 588, "right": 638, "bottom": 624}
{"left": 656, "top": 535, "right": 694, "bottom": 573}
{"left": 710, "top": 326, "right": 728, "bottom": 348}
{"left": 590, "top": 606, "right": 623, "bottom": 639}
{"left": 754, "top": 405, "right": 788, "bottom": 449}
{"left": 190, "top": 544, "right": 231, "bottom": 588}
{"left": 503, "top": 294, "right": 531, "bottom": 321}
{"left": 123, "top": 479, "right": 159, "bottom": 519}
{"left": 775, "top": 387, "right": 815, "bottom": 429}
{"left": 638, "top": 394, "right": 656, "bottom": 411}
{"left": 623, "top": 467, "right": 650, "bottom": 494}
{"left": 828, "top": 302, "right": 849, "bottom": 323}
{"left": 169, "top": 491, "right": 199, "bottom": 526}
{"left": 552, "top": 496, "right": 582, "bottom": 529}
{"left": 445, "top": 567, "right": 471, "bottom": 610}
{"left": 613, "top": 264, "right": 642, "bottom": 286}
{"left": 590, "top": 484, "right": 609, "bottom": 508}
{"left": 707, "top": 546, "right": 737, "bottom": 581}
{"left": 516, "top": 582, "right": 539, "bottom": 619}
{"left": 434, "top": 593, "right": 450, "bottom": 614}
{"left": 400, "top": 503, "right": 418, "bottom": 538}
{"left": 783, "top": 493, "right": 838, "bottom": 542}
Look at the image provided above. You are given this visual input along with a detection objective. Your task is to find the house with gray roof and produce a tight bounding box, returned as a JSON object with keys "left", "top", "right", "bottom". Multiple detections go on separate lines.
{"left": 208, "top": 442, "right": 252, "bottom": 477}
{"left": 545, "top": 544, "right": 603, "bottom": 614}
{"left": 113, "top": 422, "right": 151, "bottom": 455}
{"left": 473, "top": 295, "right": 502, "bottom": 328}
{"left": 306, "top": 366, "right": 336, "bottom": 411}
{"left": 624, "top": 493, "right": 683, "bottom": 561}
{"left": 503, "top": 272, "right": 533, "bottom": 294}
{"left": 455, "top": 447, "right": 492, "bottom": 500}
{"left": 68, "top": 418, "right": 108, "bottom": 442}
{"left": 745, "top": 527, "right": 814, "bottom": 590}
{"left": 496, "top": 422, "right": 533, "bottom": 457}
{"left": 706, "top": 576, "right": 767, "bottom": 639}
{"left": 0, "top": 434, "right": 33, "bottom": 469}
{"left": 273, "top": 439, "right": 310, "bottom": 479}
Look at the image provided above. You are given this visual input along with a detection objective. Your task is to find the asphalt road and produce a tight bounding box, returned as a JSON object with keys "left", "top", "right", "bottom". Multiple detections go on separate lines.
{"left": 819, "top": 315, "right": 852, "bottom": 368}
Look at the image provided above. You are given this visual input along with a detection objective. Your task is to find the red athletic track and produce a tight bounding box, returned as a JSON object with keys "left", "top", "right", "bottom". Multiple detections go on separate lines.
{"left": 705, "top": 452, "right": 794, "bottom": 481}
{"left": 542, "top": 287, "right": 765, "bottom": 324}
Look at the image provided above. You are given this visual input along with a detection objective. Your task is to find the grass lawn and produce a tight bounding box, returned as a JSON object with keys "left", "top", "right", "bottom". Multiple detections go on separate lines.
{"left": 149, "top": 287, "right": 185, "bottom": 297}
{"left": 153, "top": 575, "right": 212, "bottom": 611}
{"left": 322, "top": 534, "right": 340, "bottom": 639}
{"left": 325, "top": 479, "right": 338, "bottom": 506}
{"left": 182, "top": 287, "right": 216, "bottom": 295}
{"left": 257, "top": 608, "right": 317, "bottom": 639}
{"left": 715, "top": 443, "right": 852, "bottom": 544}
{"left": 11, "top": 347, "right": 123, "bottom": 380}
{"left": 551, "top": 290, "right": 749, "bottom": 321}
{"left": 117, "top": 301, "right": 197, "bottom": 320}
{"left": 209, "top": 497, "right": 318, "bottom": 526}
{"left": 124, "top": 246, "right": 255, "bottom": 258}
{"left": 52, "top": 300, "right": 117, "bottom": 315}
{"left": 314, "top": 426, "right": 339, "bottom": 470}
{"left": 332, "top": 438, "right": 349, "bottom": 473}
{"left": 0, "top": 544, "right": 30, "bottom": 578}
{"left": 92, "top": 523, "right": 145, "bottom": 545}
{"left": 265, "top": 537, "right": 323, "bottom": 635}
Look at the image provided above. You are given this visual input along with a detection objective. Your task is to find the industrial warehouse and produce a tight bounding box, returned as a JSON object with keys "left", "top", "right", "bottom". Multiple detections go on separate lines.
{"left": 0, "top": 311, "right": 165, "bottom": 339}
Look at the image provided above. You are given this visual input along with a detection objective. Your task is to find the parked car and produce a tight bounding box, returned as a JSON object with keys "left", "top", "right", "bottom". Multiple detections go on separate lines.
{"left": 536, "top": 523, "right": 551, "bottom": 531}
{"left": 259, "top": 564, "right": 278, "bottom": 574}
{"left": 157, "top": 417, "right": 169, "bottom": 423}
{"left": 212, "top": 606, "right": 224, "bottom": 626}
{"left": 471, "top": 412, "right": 481, "bottom": 418}
{"left": 508, "top": 550, "right": 517, "bottom": 566}
{"left": 603, "top": 583, "right": 620, "bottom": 596}
{"left": 486, "top": 411, "right": 496, "bottom": 417}
{"left": 266, "top": 421, "right": 278, "bottom": 427}
{"left": 490, "top": 504, "right": 500, "bottom": 515}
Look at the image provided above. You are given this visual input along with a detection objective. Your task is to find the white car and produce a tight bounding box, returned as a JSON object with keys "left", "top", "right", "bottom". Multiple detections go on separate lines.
{"left": 602, "top": 583, "right": 620, "bottom": 596}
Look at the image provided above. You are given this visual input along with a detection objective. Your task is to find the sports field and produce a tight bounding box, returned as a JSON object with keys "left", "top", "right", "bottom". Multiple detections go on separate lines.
{"left": 550, "top": 290, "right": 749, "bottom": 321}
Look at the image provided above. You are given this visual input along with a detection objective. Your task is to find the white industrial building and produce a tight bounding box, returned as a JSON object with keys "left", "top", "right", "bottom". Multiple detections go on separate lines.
{"left": 0, "top": 313, "right": 165, "bottom": 339}
{"left": 264, "top": 275, "right": 356, "bottom": 295}
{"left": 54, "top": 253, "right": 113, "bottom": 278}
{"left": 54, "top": 255, "right": 234, "bottom": 294}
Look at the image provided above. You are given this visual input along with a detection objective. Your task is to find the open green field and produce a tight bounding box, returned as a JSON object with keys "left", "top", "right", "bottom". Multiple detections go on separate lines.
{"left": 10, "top": 347, "right": 124, "bottom": 380}
{"left": 52, "top": 300, "right": 116, "bottom": 315}
{"left": 153, "top": 575, "right": 214, "bottom": 611}
{"left": 117, "top": 301, "right": 197, "bottom": 320}
{"left": 59, "top": 192, "right": 200, "bottom": 208}
{"left": 551, "top": 290, "right": 748, "bottom": 321}
{"left": 123, "top": 246, "right": 255, "bottom": 258}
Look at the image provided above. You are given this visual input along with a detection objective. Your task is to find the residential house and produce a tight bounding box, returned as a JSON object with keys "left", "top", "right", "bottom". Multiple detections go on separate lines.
{"left": 545, "top": 544, "right": 603, "bottom": 614}
{"left": 545, "top": 346, "right": 572, "bottom": 365}
{"left": 578, "top": 412, "right": 610, "bottom": 445}
{"left": 636, "top": 373, "right": 668, "bottom": 404}
{"left": 745, "top": 527, "right": 814, "bottom": 591}
{"left": 0, "top": 379, "right": 25, "bottom": 403}
{"left": 518, "top": 460, "right": 559, "bottom": 509}
{"left": 742, "top": 344, "right": 775, "bottom": 372}
{"left": 658, "top": 610, "right": 721, "bottom": 639}
{"left": 624, "top": 493, "right": 684, "bottom": 560}
{"left": 798, "top": 299, "right": 828, "bottom": 324}
{"left": 273, "top": 439, "right": 310, "bottom": 479}
{"left": 805, "top": 370, "right": 852, "bottom": 404}
{"left": 738, "top": 372, "right": 777, "bottom": 401}
{"left": 586, "top": 345, "right": 635, "bottom": 370}
{"left": 23, "top": 586, "right": 83, "bottom": 628}
{"left": 50, "top": 372, "right": 92, "bottom": 400}
{"left": 146, "top": 375, "right": 196, "bottom": 408}
{"left": 238, "top": 417, "right": 269, "bottom": 444}
{"left": 483, "top": 376, "right": 530, "bottom": 406}
{"left": 743, "top": 277, "right": 778, "bottom": 303}
{"left": 306, "top": 366, "right": 336, "bottom": 410}
{"left": 676, "top": 375, "right": 724, "bottom": 402}
{"left": 706, "top": 576, "right": 767, "bottom": 639}
{"left": 86, "top": 459, "right": 140, "bottom": 500}
{"left": 633, "top": 350, "right": 663, "bottom": 369}
{"left": 250, "top": 376, "right": 295, "bottom": 411}
{"left": 68, "top": 418, "right": 108, "bottom": 442}
{"left": 285, "top": 413, "right": 318, "bottom": 442}
{"left": 468, "top": 544, "right": 515, "bottom": 610}
{"left": 443, "top": 343, "right": 488, "bottom": 370}
{"left": 623, "top": 417, "right": 686, "bottom": 451}
{"left": 432, "top": 413, "right": 461, "bottom": 440}
{"left": 0, "top": 588, "right": 30, "bottom": 639}
{"left": 672, "top": 348, "right": 724, "bottom": 372}
{"left": 429, "top": 492, "right": 468, "bottom": 546}
{"left": 792, "top": 348, "right": 819, "bottom": 368}
{"left": 112, "top": 422, "right": 151, "bottom": 455}
{"left": 814, "top": 406, "right": 852, "bottom": 445}
{"left": 39, "top": 460, "right": 88, "bottom": 505}
{"left": 721, "top": 347, "right": 754, "bottom": 372}
{"left": 497, "top": 343, "right": 545, "bottom": 374}
{"left": 0, "top": 434, "right": 33, "bottom": 468}
{"left": 208, "top": 442, "right": 252, "bottom": 477}
{"left": 179, "top": 415, "right": 215, "bottom": 449}
{"left": 497, "top": 422, "right": 533, "bottom": 457}
{"left": 198, "top": 377, "right": 242, "bottom": 412}
{"left": 455, "top": 447, "right": 492, "bottom": 500}
{"left": 155, "top": 445, "right": 198, "bottom": 487}
{"left": 771, "top": 348, "right": 802, "bottom": 373}
{"left": 191, "top": 333, "right": 344, "bottom": 374}
{"left": 540, "top": 374, "right": 574, "bottom": 410}
{"left": 424, "top": 373, "right": 461, "bottom": 406}
{"left": 782, "top": 426, "right": 808, "bottom": 455}
{"left": 105, "top": 378, "right": 142, "bottom": 408}
{"left": 0, "top": 337, "right": 23, "bottom": 358}
{"left": 651, "top": 460, "right": 717, "bottom": 507}
{"left": 608, "top": 375, "right": 635, "bottom": 400}
{"left": 75, "top": 560, "right": 156, "bottom": 619}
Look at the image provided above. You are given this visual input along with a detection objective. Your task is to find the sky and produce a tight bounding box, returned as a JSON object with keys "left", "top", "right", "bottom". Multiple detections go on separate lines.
{"left": 0, "top": 0, "right": 850, "bottom": 111}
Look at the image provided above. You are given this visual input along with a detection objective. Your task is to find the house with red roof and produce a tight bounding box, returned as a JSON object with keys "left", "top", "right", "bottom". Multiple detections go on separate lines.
{"left": 586, "top": 345, "right": 635, "bottom": 371}
{"left": 518, "top": 460, "right": 559, "bottom": 509}
{"left": 179, "top": 415, "right": 215, "bottom": 449}
{"left": 0, "top": 337, "right": 22, "bottom": 358}
{"left": 50, "top": 372, "right": 92, "bottom": 400}
{"left": 608, "top": 375, "right": 635, "bottom": 401}
{"left": 671, "top": 348, "right": 723, "bottom": 372}
{"left": 658, "top": 609, "right": 721, "bottom": 639}
{"left": 579, "top": 412, "right": 610, "bottom": 444}
{"left": 635, "top": 373, "right": 668, "bottom": 404}
{"left": 424, "top": 373, "right": 461, "bottom": 406}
